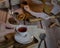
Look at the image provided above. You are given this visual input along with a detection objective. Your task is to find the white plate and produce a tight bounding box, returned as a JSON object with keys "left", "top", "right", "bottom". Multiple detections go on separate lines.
{"left": 14, "top": 33, "right": 34, "bottom": 44}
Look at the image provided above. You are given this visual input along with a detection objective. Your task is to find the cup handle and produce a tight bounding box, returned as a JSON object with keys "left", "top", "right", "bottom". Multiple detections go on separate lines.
{"left": 15, "top": 29, "right": 17, "bottom": 32}
{"left": 15, "top": 29, "right": 19, "bottom": 34}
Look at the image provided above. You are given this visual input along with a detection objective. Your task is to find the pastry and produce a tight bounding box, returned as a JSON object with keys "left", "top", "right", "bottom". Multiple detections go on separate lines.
{"left": 26, "top": 0, "right": 44, "bottom": 12}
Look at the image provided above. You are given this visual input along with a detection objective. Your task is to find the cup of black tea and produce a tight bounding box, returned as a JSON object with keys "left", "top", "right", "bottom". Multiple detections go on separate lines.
{"left": 15, "top": 25, "right": 34, "bottom": 44}
{"left": 15, "top": 25, "right": 27, "bottom": 37}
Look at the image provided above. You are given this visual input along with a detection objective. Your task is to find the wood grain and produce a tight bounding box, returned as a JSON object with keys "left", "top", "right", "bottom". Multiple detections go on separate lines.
{"left": 0, "top": 10, "right": 7, "bottom": 23}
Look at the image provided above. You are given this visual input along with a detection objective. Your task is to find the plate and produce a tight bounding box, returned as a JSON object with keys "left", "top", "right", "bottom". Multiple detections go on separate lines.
{"left": 14, "top": 33, "right": 33, "bottom": 44}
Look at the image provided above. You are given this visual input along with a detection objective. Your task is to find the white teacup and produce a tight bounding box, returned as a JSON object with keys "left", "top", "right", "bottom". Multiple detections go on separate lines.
{"left": 15, "top": 25, "right": 28, "bottom": 37}
{"left": 15, "top": 25, "right": 34, "bottom": 44}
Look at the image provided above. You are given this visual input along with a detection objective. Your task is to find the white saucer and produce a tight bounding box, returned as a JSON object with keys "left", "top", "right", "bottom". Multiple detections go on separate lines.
{"left": 14, "top": 33, "right": 34, "bottom": 44}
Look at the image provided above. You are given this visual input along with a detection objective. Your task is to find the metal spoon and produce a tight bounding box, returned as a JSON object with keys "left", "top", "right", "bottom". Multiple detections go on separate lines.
{"left": 38, "top": 33, "right": 46, "bottom": 48}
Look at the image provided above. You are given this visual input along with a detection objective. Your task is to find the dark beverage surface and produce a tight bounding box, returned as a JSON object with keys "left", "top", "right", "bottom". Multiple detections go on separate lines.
{"left": 18, "top": 27, "right": 27, "bottom": 32}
